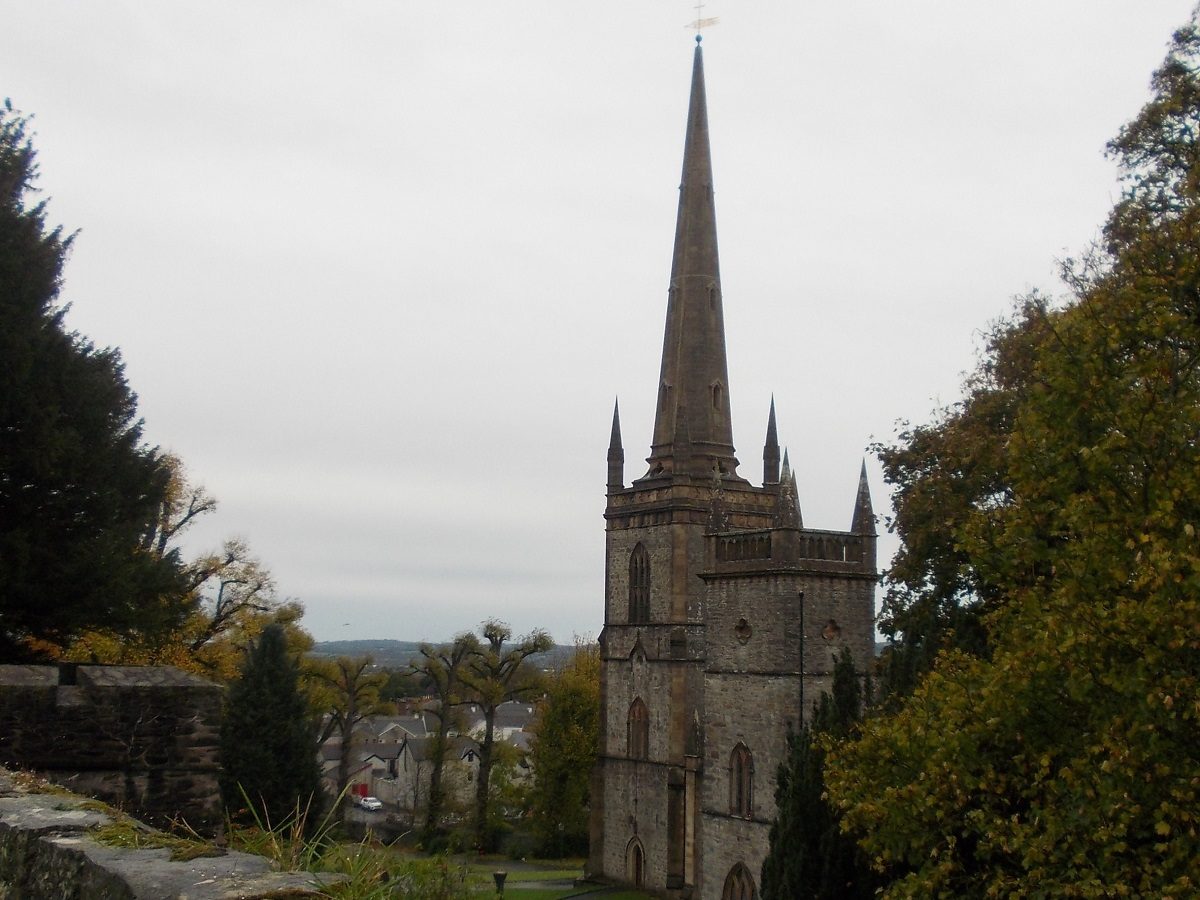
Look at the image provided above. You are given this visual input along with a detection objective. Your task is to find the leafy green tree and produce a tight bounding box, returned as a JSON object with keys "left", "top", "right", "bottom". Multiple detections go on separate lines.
{"left": 219, "top": 625, "right": 322, "bottom": 828}
{"left": 461, "top": 619, "right": 552, "bottom": 852}
{"left": 871, "top": 300, "right": 1053, "bottom": 699}
{"left": 0, "top": 101, "right": 186, "bottom": 662}
{"left": 409, "top": 634, "right": 478, "bottom": 840}
{"left": 761, "top": 649, "right": 873, "bottom": 900}
{"left": 527, "top": 641, "right": 599, "bottom": 857}
{"left": 829, "top": 16, "right": 1200, "bottom": 896}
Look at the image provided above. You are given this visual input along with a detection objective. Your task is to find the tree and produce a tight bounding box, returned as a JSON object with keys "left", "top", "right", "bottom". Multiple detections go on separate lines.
{"left": 761, "top": 649, "right": 873, "bottom": 900}
{"left": 62, "top": 456, "right": 308, "bottom": 680}
{"left": 526, "top": 641, "right": 600, "bottom": 858}
{"left": 871, "top": 301, "right": 1052, "bottom": 699}
{"left": 219, "top": 625, "right": 322, "bottom": 829}
{"left": 307, "top": 655, "right": 390, "bottom": 818}
{"left": 410, "top": 634, "right": 478, "bottom": 841}
{"left": 0, "top": 102, "right": 186, "bottom": 661}
{"left": 460, "top": 619, "right": 552, "bottom": 852}
{"left": 828, "top": 16, "right": 1200, "bottom": 896}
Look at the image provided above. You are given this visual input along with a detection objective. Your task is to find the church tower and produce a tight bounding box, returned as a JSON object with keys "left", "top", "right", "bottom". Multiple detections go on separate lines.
{"left": 590, "top": 39, "right": 876, "bottom": 900}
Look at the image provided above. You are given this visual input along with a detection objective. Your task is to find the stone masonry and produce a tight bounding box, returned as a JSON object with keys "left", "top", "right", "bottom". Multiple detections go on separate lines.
{"left": 588, "top": 39, "right": 876, "bottom": 900}
{"left": 0, "top": 665, "right": 224, "bottom": 833}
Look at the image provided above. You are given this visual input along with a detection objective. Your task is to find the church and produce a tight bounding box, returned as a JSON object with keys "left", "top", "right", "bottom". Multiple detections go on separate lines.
{"left": 587, "top": 38, "right": 877, "bottom": 900}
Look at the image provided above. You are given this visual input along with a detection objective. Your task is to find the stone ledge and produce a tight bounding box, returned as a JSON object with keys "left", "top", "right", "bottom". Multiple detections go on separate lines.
{"left": 0, "top": 770, "right": 330, "bottom": 899}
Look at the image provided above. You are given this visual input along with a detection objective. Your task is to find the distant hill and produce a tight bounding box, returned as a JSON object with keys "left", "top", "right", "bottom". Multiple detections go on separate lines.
{"left": 308, "top": 639, "right": 576, "bottom": 670}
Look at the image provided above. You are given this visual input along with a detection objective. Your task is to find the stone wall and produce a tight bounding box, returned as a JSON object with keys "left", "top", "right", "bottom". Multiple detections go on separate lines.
{"left": 0, "top": 665, "right": 223, "bottom": 833}
{"left": 0, "top": 768, "right": 327, "bottom": 899}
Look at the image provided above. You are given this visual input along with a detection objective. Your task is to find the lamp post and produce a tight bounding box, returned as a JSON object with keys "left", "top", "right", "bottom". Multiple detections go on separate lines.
{"left": 493, "top": 870, "right": 507, "bottom": 896}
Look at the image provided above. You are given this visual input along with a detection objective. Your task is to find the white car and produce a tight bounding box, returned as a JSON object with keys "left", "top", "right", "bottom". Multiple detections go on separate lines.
{"left": 359, "top": 796, "right": 383, "bottom": 811}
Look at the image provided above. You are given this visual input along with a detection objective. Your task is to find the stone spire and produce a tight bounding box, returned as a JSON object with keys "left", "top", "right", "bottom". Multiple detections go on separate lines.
{"left": 643, "top": 41, "right": 741, "bottom": 482}
{"left": 850, "top": 459, "right": 875, "bottom": 534}
{"left": 763, "top": 396, "right": 780, "bottom": 485}
{"left": 775, "top": 449, "right": 802, "bottom": 528}
{"left": 608, "top": 399, "right": 624, "bottom": 492}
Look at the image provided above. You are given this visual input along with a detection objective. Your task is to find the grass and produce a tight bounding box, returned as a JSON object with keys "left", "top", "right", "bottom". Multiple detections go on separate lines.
{"left": 90, "top": 815, "right": 223, "bottom": 862}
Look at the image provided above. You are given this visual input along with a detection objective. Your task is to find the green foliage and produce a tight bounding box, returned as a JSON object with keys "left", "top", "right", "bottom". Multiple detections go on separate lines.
{"left": 0, "top": 101, "right": 186, "bottom": 661}
{"left": 830, "top": 16, "right": 1200, "bottom": 896}
{"left": 226, "top": 792, "right": 471, "bottom": 899}
{"left": 761, "top": 649, "right": 873, "bottom": 900}
{"left": 527, "top": 642, "right": 600, "bottom": 858}
{"left": 872, "top": 301, "right": 1052, "bottom": 698}
{"left": 220, "top": 625, "right": 323, "bottom": 830}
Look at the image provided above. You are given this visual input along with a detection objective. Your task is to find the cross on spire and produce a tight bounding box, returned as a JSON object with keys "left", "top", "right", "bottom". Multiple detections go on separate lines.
{"left": 688, "top": 1, "right": 719, "bottom": 40}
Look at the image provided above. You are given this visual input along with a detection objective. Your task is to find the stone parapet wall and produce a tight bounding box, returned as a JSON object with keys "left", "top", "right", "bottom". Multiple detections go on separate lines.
{"left": 0, "top": 665, "right": 223, "bottom": 833}
{"left": 0, "top": 769, "right": 327, "bottom": 899}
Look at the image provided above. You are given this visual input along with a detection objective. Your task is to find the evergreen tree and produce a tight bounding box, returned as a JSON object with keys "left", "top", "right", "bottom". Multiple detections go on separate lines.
{"left": 0, "top": 101, "right": 185, "bottom": 661}
{"left": 220, "top": 625, "right": 322, "bottom": 827}
{"left": 761, "top": 649, "right": 874, "bottom": 900}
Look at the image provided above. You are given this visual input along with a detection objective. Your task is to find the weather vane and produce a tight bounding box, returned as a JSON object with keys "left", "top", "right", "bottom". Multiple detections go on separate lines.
{"left": 688, "top": 0, "right": 719, "bottom": 42}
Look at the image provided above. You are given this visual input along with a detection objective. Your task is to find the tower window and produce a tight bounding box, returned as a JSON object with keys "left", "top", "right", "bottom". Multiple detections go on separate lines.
{"left": 629, "top": 543, "right": 650, "bottom": 624}
{"left": 628, "top": 698, "right": 649, "bottom": 760}
{"left": 730, "top": 742, "right": 753, "bottom": 818}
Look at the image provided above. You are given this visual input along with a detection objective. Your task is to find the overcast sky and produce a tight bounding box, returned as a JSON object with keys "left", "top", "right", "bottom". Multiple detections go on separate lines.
{"left": 6, "top": 1, "right": 1195, "bottom": 644}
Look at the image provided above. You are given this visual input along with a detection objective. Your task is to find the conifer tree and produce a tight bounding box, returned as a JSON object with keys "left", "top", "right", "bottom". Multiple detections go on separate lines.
{"left": 761, "top": 649, "right": 874, "bottom": 900}
{"left": 220, "top": 625, "right": 322, "bottom": 827}
{"left": 0, "top": 101, "right": 185, "bottom": 661}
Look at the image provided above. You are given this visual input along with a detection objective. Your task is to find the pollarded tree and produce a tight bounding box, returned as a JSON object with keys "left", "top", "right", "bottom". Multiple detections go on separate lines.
{"left": 0, "top": 102, "right": 186, "bottom": 662}
{"left": 410, "top": 634, "right": 478, "bottom": 841}
{"left": 220, "top": 625, "right": 322, "bottom": 828}
{"left": 829, "top": 15, "right": 1200, "bottom": 896}
{"left": 307, "top": 654, "right": 391, "bottom": 819}
{"left": 460, "top": 619, "right": 552, "bottom": 852}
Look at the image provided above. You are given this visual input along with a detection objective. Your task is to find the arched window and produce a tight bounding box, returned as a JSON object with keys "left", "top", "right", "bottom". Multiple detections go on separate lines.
{"left": 627, "top": 697, "right": 649, "bottom": 760}
{"left": 730, "top": 743, "right": 753, "bottom": 818}
{"left": 629, "top": 543, "right": 650, "bottom": 624}
{"left": 626, "top": 838, "right": 646, "bottom": 887}
{"left": 722, "top": 863, "right": 757, "bottom": 900}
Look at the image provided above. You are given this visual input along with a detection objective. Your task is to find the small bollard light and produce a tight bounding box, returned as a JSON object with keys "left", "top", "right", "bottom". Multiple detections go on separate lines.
{"left": 493, "top": 870, "right": 508, "bottom": 896}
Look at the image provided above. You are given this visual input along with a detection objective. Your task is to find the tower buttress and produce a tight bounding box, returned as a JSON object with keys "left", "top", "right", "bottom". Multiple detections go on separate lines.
{"left": 608, "top": 399, "right": 624, "bottom": 492}
{"left": 763, "top": 396, "right": 780, "bottom": 485}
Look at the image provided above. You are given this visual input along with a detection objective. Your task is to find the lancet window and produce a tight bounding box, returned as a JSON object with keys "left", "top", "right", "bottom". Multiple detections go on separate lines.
{"left": 627, "top": 697, "right": 649, "bottom": 760}
{"left": 629, "top": 543, "right": 650, "bottom": 623}
{"left": 730, "top": 742, "right": 753, "bottom": 818}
